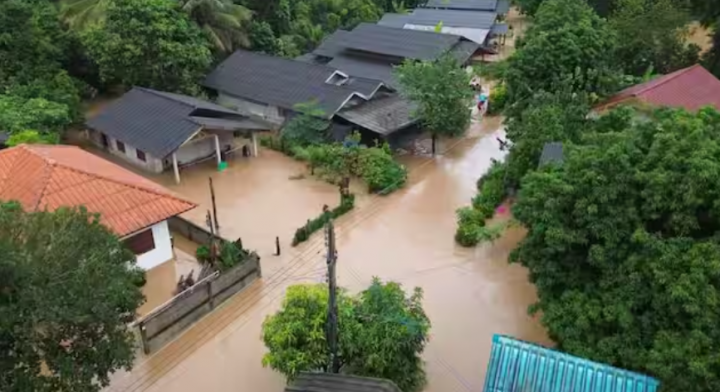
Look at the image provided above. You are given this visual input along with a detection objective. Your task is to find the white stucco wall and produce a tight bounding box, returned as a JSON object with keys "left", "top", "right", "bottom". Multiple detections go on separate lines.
{"left": 217, "top": 93, "right": 285, "bottom": 127}
{"left": 88, "top": 130, "right": 164, "bottom": 173}
{"left": 135, "top": 221, "right": 173, "bottom": 271}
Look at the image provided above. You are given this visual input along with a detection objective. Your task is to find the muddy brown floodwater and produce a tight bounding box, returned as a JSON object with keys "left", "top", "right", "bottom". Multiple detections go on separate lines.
{"left": 106, "top": 117, "right": 550, "bottom": 392}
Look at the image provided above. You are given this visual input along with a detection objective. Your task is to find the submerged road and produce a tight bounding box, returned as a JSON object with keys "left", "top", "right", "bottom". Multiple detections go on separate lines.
{"left": 107, "top": 117, "right": 549, "bottom": 392}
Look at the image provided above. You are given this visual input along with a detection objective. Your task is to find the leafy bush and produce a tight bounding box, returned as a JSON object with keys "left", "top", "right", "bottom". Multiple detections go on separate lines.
{"left": 196, "top": 244, "right": 210, "bottom": 263}
{"left": 358, "top": 145, "right": 407, "bottom": 194}
{"left": 455, "top": 161, "right": 508, "bottom": 247}
{"left": 6, "top": 130, "right": 57, "bottom": 147}
{"left": 472, "top": 161, "right": 508, "bottom": 218}
{"left": 292, "top": 194, "right": 355, "bottom": 246}
{"left": 487, "top": 84, "right": 508, "bottom": 115}
{"left": 473, "top": 60, "right": 508, "bottom": 81}
{"left": 195, "top": 240, "right": 249, "bottom": 271}
{"left": 280, "top": 102, "right": 331, "bottom": 147}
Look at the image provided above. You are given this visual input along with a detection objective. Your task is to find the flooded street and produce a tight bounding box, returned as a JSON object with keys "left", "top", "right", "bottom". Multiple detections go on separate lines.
{"left": 106, "top": 116, "right": 549, "bottom": 392}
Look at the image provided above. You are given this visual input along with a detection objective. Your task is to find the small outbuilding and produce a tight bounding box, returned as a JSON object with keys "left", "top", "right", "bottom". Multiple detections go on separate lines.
{"left": 86, "top": 87, "right": 271, "bottom": 183}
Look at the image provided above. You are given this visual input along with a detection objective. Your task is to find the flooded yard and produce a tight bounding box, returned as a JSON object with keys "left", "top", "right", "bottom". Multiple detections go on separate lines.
{"left": 106, "top": 116, "right": 549, "bottom": 392}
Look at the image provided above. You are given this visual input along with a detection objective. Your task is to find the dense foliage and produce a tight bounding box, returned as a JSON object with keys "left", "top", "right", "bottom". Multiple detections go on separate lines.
{"left": 195, "top": 238, "right": 256, "bottom": 272}
{"left": 0, "top": 95, "right": 72, "bottom": 137}
{"left": 82, "top": 0, "right": 212, "bottom": 94}
{"left": 395, "top": 55, "right": 473, "bottom": 154}
{"left": 504, "top": 0, "right": 621, "bottom": 116}
{"left": 0, "top": 203, "right": 145, "bottom": 392}
{"left": 280, "top": 102, "right": 332, "bottom": 147}
{"left": 455, "top": 161, "right": 508, "bottom": 247}
{"left": 512, "top": 107, "right": 720, "bottom": 392}
{"left": 292, "top": 193, "right": 355, "bottom": 246}
{"left": 610, "top": 0, "right": 699, "bottom": 76}
{"left": 262, "top": 279, "right": 430, "bottom": 392}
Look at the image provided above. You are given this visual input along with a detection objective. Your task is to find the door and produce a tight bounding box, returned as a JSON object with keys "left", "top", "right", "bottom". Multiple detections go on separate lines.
{"left": 101, "top": 133, "right": 109, "bottom": 149}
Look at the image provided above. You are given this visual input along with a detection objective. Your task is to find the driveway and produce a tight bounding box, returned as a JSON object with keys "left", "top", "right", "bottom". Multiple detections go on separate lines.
{"left": 107, "top": 117, "right": 549, "bottom": 392}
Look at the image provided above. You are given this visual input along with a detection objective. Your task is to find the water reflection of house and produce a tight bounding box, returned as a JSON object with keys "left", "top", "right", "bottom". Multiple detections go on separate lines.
{"left": 204, "top": 24, "right": 483, "bottom": 149}
{"left": 0, "top": 144, "right": 198, "bottom": 315}
{"left": 483, "top": 335, "right": 660, "bottom": 391}
{"left": 85, "top": 87, "right": 272, "bottom": 183}
{"left": 284, "top": 372, "right": 401, "bottom": 392}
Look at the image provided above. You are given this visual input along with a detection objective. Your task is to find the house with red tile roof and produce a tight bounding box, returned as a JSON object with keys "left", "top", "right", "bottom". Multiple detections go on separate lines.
{"left": 0, "top": 144, "right": 198, "bottom": 312}
{"left": 595, "top": 64, "right": 720, "bottom": 112}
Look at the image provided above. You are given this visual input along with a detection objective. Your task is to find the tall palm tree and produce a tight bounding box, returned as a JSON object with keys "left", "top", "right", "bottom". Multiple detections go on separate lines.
{"left": 179, "top": 0, "right": 253, "bottom": 53}
{"left": 59, "top": 0, "right": 110, "bottom": 30}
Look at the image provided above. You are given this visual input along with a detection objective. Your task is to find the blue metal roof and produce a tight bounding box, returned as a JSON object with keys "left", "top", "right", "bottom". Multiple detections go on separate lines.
{"left": 483, "top": 335, "right": 661, "bottom": 392}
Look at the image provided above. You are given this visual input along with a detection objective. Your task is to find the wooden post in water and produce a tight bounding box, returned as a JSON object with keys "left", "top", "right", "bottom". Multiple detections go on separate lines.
{"left": 275, "top": 236, "right": 281, "bottom": 256}
{"left": 209, "top": 177, "right": 219, "bottom": 232}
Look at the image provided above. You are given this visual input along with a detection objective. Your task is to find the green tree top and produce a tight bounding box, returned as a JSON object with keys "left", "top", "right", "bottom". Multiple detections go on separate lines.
{"left": 395, "top": 55, "right": 473, "bottom": 154}
{"left": 512, "top": 106, "right": 720, "bottom": 392}
{"left": 262, "top": 279, "right": 430, "bottom": 392}
{"left": 82, "top": 0, "right": 213, "bottom": 94}
{"left": 0, "top": 203, "right": 145, "bottom": 392}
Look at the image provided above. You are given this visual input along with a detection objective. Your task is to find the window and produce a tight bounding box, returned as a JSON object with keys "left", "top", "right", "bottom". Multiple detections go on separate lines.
{"left": 136, "top": 149, "right": 146, "bottom": 162}
{"left": 123, "top": 228, "right": 155, "bottom": 255}
{"left": 116, "top": 140, "right": 126, "bottom": 153}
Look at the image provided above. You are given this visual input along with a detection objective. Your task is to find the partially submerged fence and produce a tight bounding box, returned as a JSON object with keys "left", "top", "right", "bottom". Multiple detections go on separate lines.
{"left": 136, "top": 216, "right": 261, "bottom": 354}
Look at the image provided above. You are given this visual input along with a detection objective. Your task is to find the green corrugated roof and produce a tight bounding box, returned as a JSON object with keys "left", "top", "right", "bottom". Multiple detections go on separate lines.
{"left": 483, "top": 335, "right": 660, "bottom": 392}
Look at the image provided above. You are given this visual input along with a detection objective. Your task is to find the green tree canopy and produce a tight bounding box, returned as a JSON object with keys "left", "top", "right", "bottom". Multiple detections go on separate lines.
{"left": 82, "top": 0, "right": 213, "bottom": 94}
{"left": 179, "top": 0, "right": 254, "bottom": 53}
{"left": 512, "top": 106, "right": 720, "bottom": 392}
{"left": 0, "top": 95, "right": 71, "bottom": 136}
{"left": 610, "top": 0, "right": 699, "bottom": 76}
{"left": 395, "top": 55, "right": 473, "bottom": 154}
{"left": 262, "top": 279, "right": 430, "bottom": 392}
{"left": 505, "top": 0, "right": 621, "bottom": 113}
{"left": 0, "top": 203, "right": 145, "bottom": 392}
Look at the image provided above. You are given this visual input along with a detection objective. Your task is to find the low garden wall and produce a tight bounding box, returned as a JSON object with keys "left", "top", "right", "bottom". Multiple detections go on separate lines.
{"left": 136, "top": 216, "right": 261, "bottom": 354}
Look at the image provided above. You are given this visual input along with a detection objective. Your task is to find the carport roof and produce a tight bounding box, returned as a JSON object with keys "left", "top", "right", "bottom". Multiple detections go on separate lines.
{"left": 86, "top": 87, "right": 268, "bottom": 158}
{"left": 338, "top": 95, "right": 418, "bottom": 136}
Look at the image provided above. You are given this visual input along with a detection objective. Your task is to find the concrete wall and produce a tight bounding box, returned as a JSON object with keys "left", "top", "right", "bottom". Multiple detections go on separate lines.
{"left": 217, "top": 93, "right": 285, "bottom": 127}
{"left": 88, "top": 129, "right": 164, "bottom": 173}
{"left": 135, "top": 221, "right": 174, "bottom": 271}
{"left": 174, "top": 133, "right": 235, "bottom": 166}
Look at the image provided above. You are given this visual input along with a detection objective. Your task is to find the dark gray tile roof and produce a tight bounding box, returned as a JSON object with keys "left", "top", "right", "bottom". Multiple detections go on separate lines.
{"left": 451, "top": 40, "right": 481, "bottom": 63}
{"left": 313, "top": 30, "right": 352, "bottom": 59}
{"left": 340, "top": 23, "right": 460, "bottom": 61}
{"left": 203, "top": 50, "right": 384, "bottom": 117}
{"left": 385, "top": 9, "right": 498, "bottom": 30}
{"left": 86, "top": 87, "right": 266, "bottom": 158}
{"left": 377, "top": 13, "right": 411, "bottom": 28}
{"left": 423, "top": 0, "right": 498, "bottom": 11}
{"left": 328, "top": 55, "right": 398, "bottom": 87}
{"left": 285, "top": 372, "right": 402, "bottom": 392}
{"left": 539, "top": 142, "right": 564, "bottom": 167}
{"left": 338, "top": 95, "right": 418, "bottom": 135}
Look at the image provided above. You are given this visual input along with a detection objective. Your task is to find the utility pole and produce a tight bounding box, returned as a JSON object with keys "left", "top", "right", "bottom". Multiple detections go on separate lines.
{"left": 209, "top": 177, "right": 219, "bottom": 233}
{"left": 325, "top": 220, "right": 340, "bottom": 373}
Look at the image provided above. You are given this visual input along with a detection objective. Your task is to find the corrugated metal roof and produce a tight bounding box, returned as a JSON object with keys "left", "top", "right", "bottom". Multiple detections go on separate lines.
{"left": 396, "top": 9, "right": 498, "bottom": 29}
{"left": 496, "top": 0, "right": 510, "bottom": 14}
{"left": 483, "top": 335, "right": 661, "bottom": 392}
{"left": 596, "top": 64, "right": 720, "bottom": 112}
{"left": 338, "top": 95, "right": 418, "bottom": 135}
{"left": 203, "top": 50, "right": 384, "bottom": 117}
{"left": 377, "top": 13, "right": 411, "bottom": 28}
{"left": 286, "top": 372, "right": 402, "bottom": 392}
{"left": 538, "top": 142, "right": 563, "bottom": 167}
{"left": 423, "top": 0, "right": 498, "bottom": 11}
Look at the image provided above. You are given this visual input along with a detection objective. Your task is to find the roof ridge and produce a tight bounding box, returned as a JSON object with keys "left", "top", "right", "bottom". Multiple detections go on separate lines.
{"left": 17, "top": 145, "right": 58, "bottom": 211}
{"left": 633, "top": 64, "right": 702, "bottom": 96}
{"left": 234, "top": 49, "right": 340, "bottom": 74}
{"left": 133, "top": 87, "right": 199, "bottom": 110}
{"left": 24, "top": 145, "right": 195, "bottom": 209}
